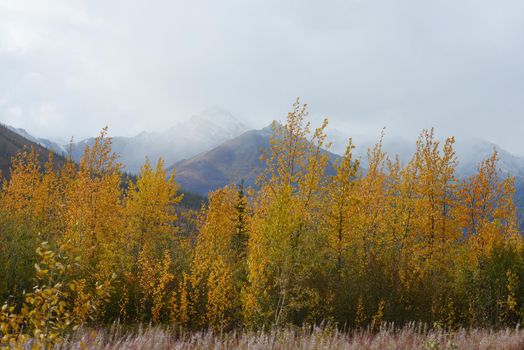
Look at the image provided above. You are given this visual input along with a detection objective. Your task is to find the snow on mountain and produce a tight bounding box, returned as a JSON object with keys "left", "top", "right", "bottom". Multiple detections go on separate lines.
{"left": 454, "top": 138, "right": 524, "bottom": 179}
{"left": 70, "top": 107, "right": 251, "bottom": 173}
{"left": 6, "top": 114, "right": 524, "bottom": 195}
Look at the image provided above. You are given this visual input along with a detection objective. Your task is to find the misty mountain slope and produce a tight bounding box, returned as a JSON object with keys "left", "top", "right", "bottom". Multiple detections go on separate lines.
{"left": 328, "top": 129, "right": 524, "bottom": 179}
{"left": 173, "top": 126, "right": 524, "bottom": 227}
{"left": 172, "top": 125, "right": 342, "bottom": 196}
{"left": 454, "top": 138, "right": 524, "bottom": 179}
{"left": 0, "top": 124, "right": 66, "bottom": 178}
{"left": 171, "top": 126, "right": 273, "bottom": 195}
{"left": 70, "top": 108, "right": 250, "bottom": 173}
{"left": 5, "top": 124, "right": 67, "bottom": 155}
{"left": 6, "top": 117, "right": 524, "bottom": 222}
{"left": 328, "top": 129, "right": 524, "bottom": 224}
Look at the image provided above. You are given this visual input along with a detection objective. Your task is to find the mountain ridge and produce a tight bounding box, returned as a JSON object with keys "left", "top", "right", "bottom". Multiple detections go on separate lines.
{"left": 0, "top": 124, "right": 67, "bottom": 179}
{"left": 67, "top": 108, "right": 251, "bottom": 173}
{"left": 4, "top": 115, "right": 524, "bottom": 218}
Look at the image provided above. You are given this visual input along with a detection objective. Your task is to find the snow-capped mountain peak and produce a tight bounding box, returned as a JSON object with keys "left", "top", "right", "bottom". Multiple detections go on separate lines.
{"left": 63, "top": 108, "right": 251, "bottom": 173}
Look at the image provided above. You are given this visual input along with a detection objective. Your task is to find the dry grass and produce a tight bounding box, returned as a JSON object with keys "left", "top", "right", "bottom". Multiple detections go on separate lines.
{"left": 43, "top": 323, "right": 524, "bottom": 350}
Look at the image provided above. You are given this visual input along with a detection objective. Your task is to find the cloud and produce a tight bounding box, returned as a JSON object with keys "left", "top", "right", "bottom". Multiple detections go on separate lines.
{"left": 0, "top": 0, "right": 523, "bottom": 153}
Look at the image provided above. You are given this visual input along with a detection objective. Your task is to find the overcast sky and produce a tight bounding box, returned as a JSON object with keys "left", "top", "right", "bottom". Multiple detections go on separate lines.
{"left": 1, "top": 0, "right": 523, "bottom": 153}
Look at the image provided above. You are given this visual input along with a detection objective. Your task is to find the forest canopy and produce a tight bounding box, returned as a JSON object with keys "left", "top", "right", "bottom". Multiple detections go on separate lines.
{"left": 1, "top": 101, "right": 523, "bottom": 348}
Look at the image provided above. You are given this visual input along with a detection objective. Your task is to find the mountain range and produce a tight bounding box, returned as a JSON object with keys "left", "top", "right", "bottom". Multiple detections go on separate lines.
{"left": 68, "top": 107, "right": 250, "bottom": 174}
{"left": 2, "top": 109, "right": 524, "bottom": 221}
{"left": 327, "top": 130, "right": 524, "bottom": 178}
{"left": 0, "top": 123, "right": 66, "bottom": 178}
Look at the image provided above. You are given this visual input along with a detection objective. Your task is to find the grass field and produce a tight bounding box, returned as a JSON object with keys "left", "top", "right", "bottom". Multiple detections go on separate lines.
{"left": 49, "top": 323, "right": 524, "bottom": 349}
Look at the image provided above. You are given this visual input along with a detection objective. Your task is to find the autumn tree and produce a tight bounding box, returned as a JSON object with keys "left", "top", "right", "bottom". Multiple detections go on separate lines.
{"left": 0, "top": 148, "right": 66, "bottom": 301}
{"left": 244, "top": 99, "right": 331, "bottom": 327}
{"left": 1, "top": 103, "right": 524, "bottom": 332}
{"left": 458, "top": 150, "right": 519, "bottom": 256}
{"left": 118, "top": 157, "right": 183, "bottom": 321}
{"left": 185, "top": 186, "right": 247, "bottom": 330}
{"left": 400, "top": 129, "right": 461, "bottom": 322}
{"left": 321, "top": 138, "right": 360, "bottom": 320}
{"left": 62, "top": 128, "right": 125, "bottom": 285}
{"left": 455, "top": 150, "right": 523, "bottom": 326}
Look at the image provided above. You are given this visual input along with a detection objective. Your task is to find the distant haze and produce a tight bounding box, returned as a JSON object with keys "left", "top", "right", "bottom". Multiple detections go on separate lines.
{"left": 1, "top": 0, "right": 524, "bottom": 154}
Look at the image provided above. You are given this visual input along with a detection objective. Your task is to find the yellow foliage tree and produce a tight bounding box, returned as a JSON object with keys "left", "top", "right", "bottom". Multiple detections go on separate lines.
{"left": 0, "top": 241, "right": 114, "bottom": 349}
{"left": 63, "top": 128, "right": 125, "bottom": 281}
{"left": 458, "top": 150, "right": 519, "bottom": 259}
{"left": 245, "top": 99, "right": 331, "bottom": 327}
{"left": 187, "top": 186, "right": 247, "bottom": 329}
{"left": 125, "top": 158, "right": 182, "bottom": 261}
{"left": 122, "top": 158, "right": 183, "bottom": 321}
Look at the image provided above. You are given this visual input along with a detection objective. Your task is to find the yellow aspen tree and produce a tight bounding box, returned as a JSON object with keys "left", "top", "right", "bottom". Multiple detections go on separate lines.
{"left": 386, "top": 155, "right": 422, "bottom": 321}
{"left": 458, "top": 150, "right": 519, "bottom": 259}
{"left": 63, "top": 128, "right": 125, "bottom": 282}
{"left": 407, "top": 129, "right": 460, "bottom": 322}
{"left": 322, "top": 138, "right": 359, "bottom": 319}
{"left": 123, "top": 158, "right": 182, "bottom": 320}
{"left": 206, "top": 257, "right": 235, "bottom": 330}
{"left": 188, "top": 186, "right": 246, "bottom": 329}
{"left": 456, "top": 150, "right": 522, "bottom": 327}
{"left": 137, "top": 249, "right": 174, "bottom": 323}
{"left": 0, "top": 241, "right": 114, "bottom": 349}
{"left": 347, "top": 137, "right": 392, "bottom": 323}
{"left": 32, "top": 152, "right": 67, "bottom": 241}
{"left": 0, "top": 148, "right": 44, "bottom": 298}
{"left": 245, "top": 99, "right": 330, "bottom": 327}
{"left": 0, "top": 147, "right": 42, "bottom": 223}
{"left": 0, "top": 149, "right": 66, "bottom": 289}
{"left": 410, "top": 129, "right": 459, "bottom": 268}
{"left": 125, "top": 158, "right": 182, "bottom": 261}
{"left": 171, "top": 272, "right": 193, "bottom": 327}
{"left": 353, "top": 138, "right": 389, "bottom": 267}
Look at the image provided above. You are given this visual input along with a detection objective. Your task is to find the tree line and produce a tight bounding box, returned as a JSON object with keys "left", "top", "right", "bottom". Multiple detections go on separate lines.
{"left": 1, "top": 100, "right": 523, "bottom": 346}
